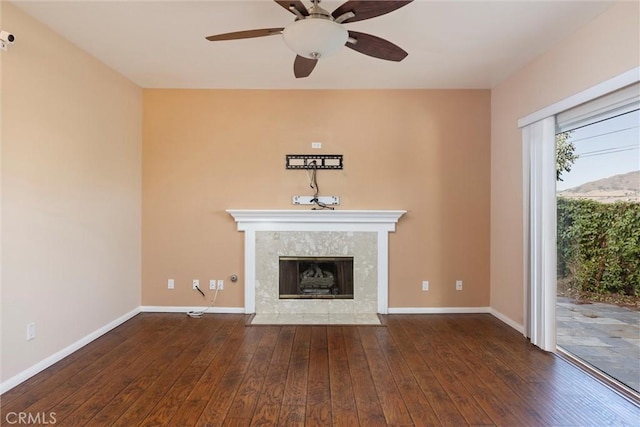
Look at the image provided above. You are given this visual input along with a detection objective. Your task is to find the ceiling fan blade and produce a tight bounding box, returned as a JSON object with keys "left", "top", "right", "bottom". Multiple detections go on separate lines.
{"left": 294, "top": 55, "right": 317, "bottom": 78}
{"left": 206, "top": 28, "right": 284, "bottom": 42}
{"left": 346, "top": 31, "right": 408, "bottom": 62}
{"left": 274, "top": 0, "right": 309, "bottom": 16}
{"left": 332, "top": 0, "right": 413, "bottom": 23}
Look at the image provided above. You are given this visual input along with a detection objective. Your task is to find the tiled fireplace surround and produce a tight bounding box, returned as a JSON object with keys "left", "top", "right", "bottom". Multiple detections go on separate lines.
{"left": 227, "top": 210, "right": 406, "bottom": 324}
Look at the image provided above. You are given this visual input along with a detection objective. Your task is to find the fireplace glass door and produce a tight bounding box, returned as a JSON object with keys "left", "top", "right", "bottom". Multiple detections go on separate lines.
{"left": 279, "top": 256, "right": 354, "bottom": 299}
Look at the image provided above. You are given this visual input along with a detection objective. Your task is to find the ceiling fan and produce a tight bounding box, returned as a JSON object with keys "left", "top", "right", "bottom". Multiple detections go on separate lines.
{"left": 205, "top": 0, "right": 413, "bottom": 78}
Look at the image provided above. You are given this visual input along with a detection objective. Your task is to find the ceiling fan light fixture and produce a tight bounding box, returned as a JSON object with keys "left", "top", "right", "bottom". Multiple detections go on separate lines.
{"left": 282, "top": 18, "right": 348, "bottom": 59}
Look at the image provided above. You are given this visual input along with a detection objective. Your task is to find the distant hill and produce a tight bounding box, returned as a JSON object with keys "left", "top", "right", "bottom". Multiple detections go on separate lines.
{"left": 558, "top": 170, "right": 639, "bottom": 203}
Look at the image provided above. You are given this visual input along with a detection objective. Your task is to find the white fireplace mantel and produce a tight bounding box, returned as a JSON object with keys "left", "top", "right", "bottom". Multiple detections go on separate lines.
{"left": 227, "top": 209, "right": 406, "bottom": 229}
{"left": 227, "top": 209, "right": 406, "bottom": 314}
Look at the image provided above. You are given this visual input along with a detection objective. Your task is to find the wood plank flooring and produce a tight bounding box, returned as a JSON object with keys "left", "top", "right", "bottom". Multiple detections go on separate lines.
{"left": 2, "top": 313, "right": 639, "bottom": 426}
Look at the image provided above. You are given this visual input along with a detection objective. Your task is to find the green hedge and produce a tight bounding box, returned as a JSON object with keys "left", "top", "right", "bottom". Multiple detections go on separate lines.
{"left": 557, "top": 197, "right": 640, "bottom": 296}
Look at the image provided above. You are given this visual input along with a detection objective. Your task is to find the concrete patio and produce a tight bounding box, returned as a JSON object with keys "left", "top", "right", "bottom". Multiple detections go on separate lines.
{"left": 557, "top": 297, "right": 640, "bottom": 393}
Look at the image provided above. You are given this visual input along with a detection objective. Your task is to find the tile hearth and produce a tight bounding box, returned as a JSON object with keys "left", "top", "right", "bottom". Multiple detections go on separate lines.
{"left": 250, "top": 312, "right": 381, "bottom": 325}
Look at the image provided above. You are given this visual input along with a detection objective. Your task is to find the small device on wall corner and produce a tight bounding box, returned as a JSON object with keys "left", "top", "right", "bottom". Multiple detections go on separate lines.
{"left": 286, "top": 154, "right": 343, "bottom": 170}
{"left": 0, "top": 30, "right": 15, "bottom": 51}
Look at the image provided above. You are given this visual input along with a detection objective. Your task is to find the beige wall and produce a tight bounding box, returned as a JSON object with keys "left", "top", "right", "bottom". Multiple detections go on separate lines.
{"left": 490, "top": 1, "right": 640, "bottom": 326}
{"left": 1, "top": 3, "right": 142, "bottom": 383}
{"left": 142, "top": 89, "right": 491, "bottom": 310}
{"left": 0, "top": 1, "right": 4, "bottom": 386}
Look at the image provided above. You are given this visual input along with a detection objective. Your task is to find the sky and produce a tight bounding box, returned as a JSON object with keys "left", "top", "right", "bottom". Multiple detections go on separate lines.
{"left": 556, "top": 109, "right": 640, "bottom": 191}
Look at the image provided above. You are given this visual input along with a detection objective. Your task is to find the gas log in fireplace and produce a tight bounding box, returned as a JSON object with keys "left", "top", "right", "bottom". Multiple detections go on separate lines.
{"left": 279, "top": 256, "right": 354, "bottom": 299}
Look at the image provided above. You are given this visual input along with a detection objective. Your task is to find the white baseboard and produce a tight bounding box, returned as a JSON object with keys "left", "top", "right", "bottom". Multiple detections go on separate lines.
{"left": 0, "top": 307, "right": 141, "bottom": 394}
{"left": 489, "top": 308, "right": 525, "bottom": 334}
{"left": 387, "top": 306, "right": 491, "bottom": 314}
{"left": 140, "top": 306, "right": 245, "bottom": 314}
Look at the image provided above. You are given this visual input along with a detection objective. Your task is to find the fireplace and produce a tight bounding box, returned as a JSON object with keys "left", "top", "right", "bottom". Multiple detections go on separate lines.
{"left": 226, "top": 209, "right": 406, "bottom": 316}
{"left": 279, "top": 256, "right": 354, "bottom": 299}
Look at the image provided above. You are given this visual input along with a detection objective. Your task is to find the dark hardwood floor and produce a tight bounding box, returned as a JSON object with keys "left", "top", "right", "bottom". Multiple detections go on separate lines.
{"left": 1, "top": 313, "right": 638, "bottom": 426}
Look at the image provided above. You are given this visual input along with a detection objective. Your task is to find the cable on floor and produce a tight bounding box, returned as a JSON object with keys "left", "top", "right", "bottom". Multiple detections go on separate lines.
{"left": 187, "top": 285, "right": 220, "bottom": 318}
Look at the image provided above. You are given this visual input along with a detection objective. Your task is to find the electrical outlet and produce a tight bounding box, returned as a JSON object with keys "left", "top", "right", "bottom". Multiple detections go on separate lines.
{"left": 209, "top": 279, "right": 216, "bottom": 290}
{"left": 217, "top": 280, "right": 224, "bottom": 290}
{"left": 422, "top": 280, "right": 429, "bottom": 291}
{"left": 168, "top": 279, "right": 175, "bottom": 289}
{"left": 193, "top": 279, "right": 199, "bottom": 290}
{"left": 311, "top": 142, "right": 322, "bottom": 149}
{"left": 456, "top": 280, "right": 463, "bottom": 291}
{"left": 27, "top": 323, "right": 36, "bottom": 341}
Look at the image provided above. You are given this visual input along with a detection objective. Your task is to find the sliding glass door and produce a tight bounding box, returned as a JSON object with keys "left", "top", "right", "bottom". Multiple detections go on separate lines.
{"left": 555, "top": 107, "right": 639, "bottom": 393}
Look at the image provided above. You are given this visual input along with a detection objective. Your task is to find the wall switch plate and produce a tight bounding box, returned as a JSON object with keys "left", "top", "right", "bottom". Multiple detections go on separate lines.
{"left": 217, "top": 280, "right": 224, "bottom": 290}
{"left": 168, "top": 279, "right": 175, "bottom": 289}
{"left": 209, "top": 280, "right": 216, "bottom": 290}
{"left": 27, "top": 323, "right": 36, "bottom": 341}
{"left": 422, "top": 281, "right": 429, "bottom": 291}
{"left": 193, "top": 279, "right": 199, "bottom": 290}
{"left": 456, "top": 280, "right": 463, "bottom": 291}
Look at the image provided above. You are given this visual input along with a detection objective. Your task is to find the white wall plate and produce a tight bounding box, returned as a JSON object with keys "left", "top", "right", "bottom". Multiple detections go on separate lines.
{"left": 292, "top": 196, "right": 340, "bottom": 205}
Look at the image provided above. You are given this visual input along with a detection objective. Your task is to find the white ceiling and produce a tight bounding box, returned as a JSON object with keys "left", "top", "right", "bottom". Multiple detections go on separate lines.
{"left": 11, "top": 0, "right": 614, "bottom": 89}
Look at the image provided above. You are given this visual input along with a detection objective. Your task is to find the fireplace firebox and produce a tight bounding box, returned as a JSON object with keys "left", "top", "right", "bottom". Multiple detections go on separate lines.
{"left": 279, "top": 256, "right": 354, "bottom": 299}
